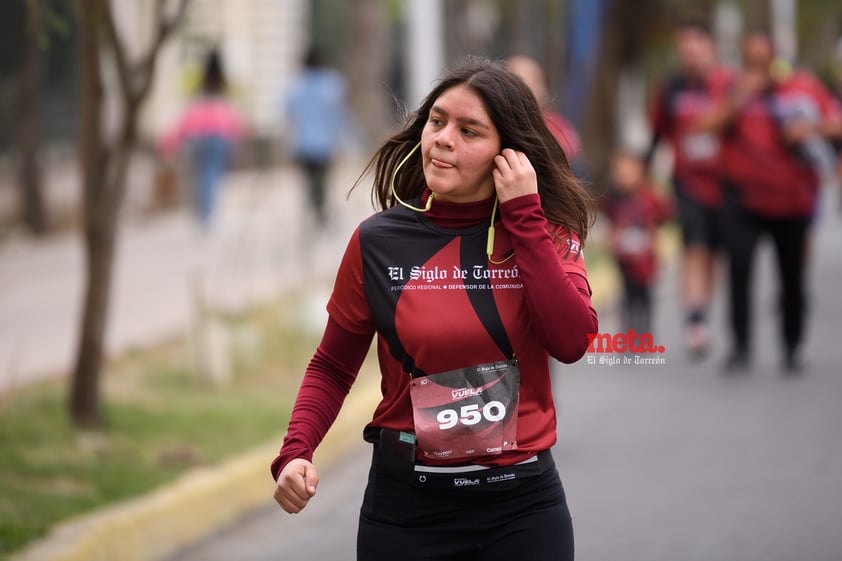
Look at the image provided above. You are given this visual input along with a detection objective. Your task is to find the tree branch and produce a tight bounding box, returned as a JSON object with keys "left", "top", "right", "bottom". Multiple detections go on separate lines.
{"left": 99, "top": 0, "right": 134, "bottom": 104}
{"left": 135, "top": 0, "right": 191, "bottom": 102}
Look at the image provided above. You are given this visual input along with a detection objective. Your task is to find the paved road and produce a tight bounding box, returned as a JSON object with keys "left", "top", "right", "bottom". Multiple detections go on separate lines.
{"left": 168, "top": 200, "right": 842, "bottom": 561}
{"left": 556, "top": 210, "right": 842, "bottom": 561}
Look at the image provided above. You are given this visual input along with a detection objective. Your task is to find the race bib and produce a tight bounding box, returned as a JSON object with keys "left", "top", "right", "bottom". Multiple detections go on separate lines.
{"left": 409, "top": 360, "right": 519, "bottom": 460}
{"left": 616, "top": 226, "right": 651, "bottom": 256}
{"left": 681, "top": 132, "right": 720, "bottom": 162}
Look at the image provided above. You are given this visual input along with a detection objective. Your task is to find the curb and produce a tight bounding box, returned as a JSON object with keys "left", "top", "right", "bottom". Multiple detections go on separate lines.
{"left": 10, "top": 242, "right": 635, "bottom": 561}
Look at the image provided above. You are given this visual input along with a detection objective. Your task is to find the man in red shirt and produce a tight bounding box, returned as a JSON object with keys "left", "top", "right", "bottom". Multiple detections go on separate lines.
{"left": 711, "top": 29, "right": 842, "bottom": 372}
{"left": 647, "top": 18, "right": 732, "bottom": 358}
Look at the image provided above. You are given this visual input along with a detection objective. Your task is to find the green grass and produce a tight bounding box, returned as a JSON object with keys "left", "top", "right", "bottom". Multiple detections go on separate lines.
{"left": 0, "top": 297, "right": 322, "bottom": 559}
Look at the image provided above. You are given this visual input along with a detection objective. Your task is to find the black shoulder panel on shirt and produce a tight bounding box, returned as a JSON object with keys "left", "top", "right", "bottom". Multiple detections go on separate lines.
{"left": 358, "top": 205, "right": 451, "bottom": 378}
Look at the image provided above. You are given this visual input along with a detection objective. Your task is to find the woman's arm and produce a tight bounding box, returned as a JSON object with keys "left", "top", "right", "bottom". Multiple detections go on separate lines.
{"left": 271, "top": 317, "right": 373, "bottom": 480}
{"left": 500, "top": 194, "right": 598, "bottom": 363}
{"left": 273, "top": 226, "right": 375, "bottom": 513}
{"left": 492, "top": 150, "right": 597, "bottom": 363}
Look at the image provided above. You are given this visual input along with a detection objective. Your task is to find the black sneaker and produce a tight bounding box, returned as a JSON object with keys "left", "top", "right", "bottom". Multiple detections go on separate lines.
{"left": 783, "top": 349, "right": 805, "bottom": 375}
{"left": 723, "top": 350, "right": 750, "bottom": 373}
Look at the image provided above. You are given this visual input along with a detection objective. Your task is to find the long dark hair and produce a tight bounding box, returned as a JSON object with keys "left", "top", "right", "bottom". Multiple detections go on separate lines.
{"left": 201, "top": 49, "right": 226, "bottom": 95}
{"left": 355, "top": 58, "right": 594, "bottom": 245}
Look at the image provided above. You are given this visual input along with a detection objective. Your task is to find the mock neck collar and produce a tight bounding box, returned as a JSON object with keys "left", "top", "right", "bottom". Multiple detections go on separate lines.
{"left": 419, "top": 189, "right": 496, "bottom": 229}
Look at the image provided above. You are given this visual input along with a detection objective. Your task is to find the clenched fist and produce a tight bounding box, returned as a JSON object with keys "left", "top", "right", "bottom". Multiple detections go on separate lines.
{"left": 274, "top": 458, "right": 319, "bottom": 514}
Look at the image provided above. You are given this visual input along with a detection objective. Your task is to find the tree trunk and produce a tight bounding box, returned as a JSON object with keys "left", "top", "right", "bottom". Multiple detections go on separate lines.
{"left": 69, "top": 0, "right": 183, "bottom": 428}
{"left": 70, "top": 94, "right": 137, "bottom": 427}
{"left": 583, "top": 2, "right": 622, "bottom": 187}
{"left": 584, "top": 0, "right": 664, "bottom": 186}
{"left": 71, "top": 197, "right": 117, "bottom": 426}
{"left": 71, "top": 127, "right": 134, "bottom": 426}
{"left": 16, "top": 0, "right": 48, "bottom": 236}
{"left": 70, "top": 0, "right": 107, "bottom": 427}
{"left": 346, "top": 0, "right": 392, "bottom": 144}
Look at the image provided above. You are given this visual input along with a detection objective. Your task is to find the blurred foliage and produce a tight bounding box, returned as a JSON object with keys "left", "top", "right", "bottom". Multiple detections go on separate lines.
{"left": 23, "top": 0, "right": 72, "bottom": 49}
{"left": 0, "top": 0, "right": 78, "bottom": 149}
{"left": 309, "top": 0, "right": 350, "bottom": 68}
{"left": 0, "top": 0, "right": 76, "bottom": 88}
{"left": 798, "top": 0, "right": 842, "bottom": 88}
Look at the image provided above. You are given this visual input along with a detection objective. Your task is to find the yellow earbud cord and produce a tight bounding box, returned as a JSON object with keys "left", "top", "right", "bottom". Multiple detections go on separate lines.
{"left": 391, "top": 142, "right": 433, "bottom": 212}
{"left": 487, "top": 197, "right": 515, "bottom": 265}
{"left": 391, "top": 141, "right": 513, "bottom": 264}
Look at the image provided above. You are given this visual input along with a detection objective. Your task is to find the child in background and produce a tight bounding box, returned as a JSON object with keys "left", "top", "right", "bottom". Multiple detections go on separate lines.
{"left": 601, "top": 149, "right": 672, "bottom": 337}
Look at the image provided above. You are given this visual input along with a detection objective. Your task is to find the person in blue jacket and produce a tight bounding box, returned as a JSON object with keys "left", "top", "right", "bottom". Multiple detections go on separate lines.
{"left": 285, "top": 47, "right": 348, "bottom": 225}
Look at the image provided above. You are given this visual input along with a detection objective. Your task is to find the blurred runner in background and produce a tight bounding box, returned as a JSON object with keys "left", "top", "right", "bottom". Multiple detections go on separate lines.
{"left": 646, "top": 18, "right": 732, "bottom": 358}
{"left": 284, "top": 47, "right": 349, "bottom": 226}
{"left": 506, "top": 55, "right": 586, "bottom": 178}
{"left": 709, "top": 28, "right": 842, "bottom": 372}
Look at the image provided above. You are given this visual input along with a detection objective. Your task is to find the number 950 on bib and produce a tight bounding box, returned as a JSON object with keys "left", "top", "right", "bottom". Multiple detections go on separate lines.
{"left": 409, "top": 360, "right": 520, "bottom": 460}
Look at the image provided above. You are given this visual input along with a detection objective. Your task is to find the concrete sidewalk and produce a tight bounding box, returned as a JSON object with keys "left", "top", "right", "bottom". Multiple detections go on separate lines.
{"left": 0, "top": 158, "right": 374, "bottom": 394}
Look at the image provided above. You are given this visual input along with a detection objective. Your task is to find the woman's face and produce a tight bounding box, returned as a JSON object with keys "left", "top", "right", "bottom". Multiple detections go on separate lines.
{"left": 420, "top": 85, "right": 502, "bottom": 203}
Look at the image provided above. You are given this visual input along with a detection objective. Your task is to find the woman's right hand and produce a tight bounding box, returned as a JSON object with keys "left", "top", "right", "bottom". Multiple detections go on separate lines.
{"left": 274, "top": 458, "right": 319, "bottom": 514}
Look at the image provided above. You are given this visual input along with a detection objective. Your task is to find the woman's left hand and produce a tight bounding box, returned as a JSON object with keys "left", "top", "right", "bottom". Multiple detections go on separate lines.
{"left": 492, "top": 148, "right": 538, "bottom": 204}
